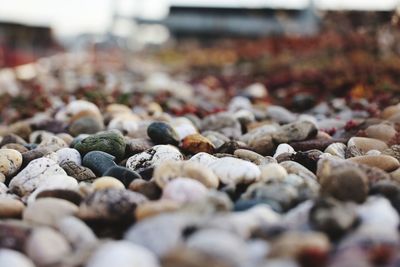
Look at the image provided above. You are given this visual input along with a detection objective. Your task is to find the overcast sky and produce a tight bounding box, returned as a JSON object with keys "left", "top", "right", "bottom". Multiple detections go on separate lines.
{"left": 0, "top": 0, "right": 399, "bottom": 37}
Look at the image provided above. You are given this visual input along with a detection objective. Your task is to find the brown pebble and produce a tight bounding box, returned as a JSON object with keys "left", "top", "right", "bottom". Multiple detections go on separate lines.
{"left": 181, "top": 134, "right": 215, "bottom": 154}
{"left": 347, "top": 155, "right": 400, "bottom": 172}
{"left": 128, "top": 179, "right": 162, "bottom": 200}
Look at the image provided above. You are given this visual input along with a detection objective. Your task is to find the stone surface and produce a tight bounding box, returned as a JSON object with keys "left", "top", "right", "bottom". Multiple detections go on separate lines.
{"left": 61, "top": 161, "right": 96, "bottom": 181}
{"left": 347, "top": 155, "right": 400, "bottom": 172}
{"left": 57, "top": 216, "right": 98, "bottom": 250}
{"left": 82, "top": 151, "right": 117, "bottom": 176}
{"left": 0, "top": 149, "right": 23, "bottom": 178}
{"left": 181, "top": 133, "right": 215, "bottom": 154}
{"left": 201, "top": 113, "right": 242, "bottom": 139}
{"left": 260, "top": 163, "right": 288, "bottom": 182}
{"left": 74, "top": 131, "right": 126, "bottom": 159}
{"left": 56, "top": 147, "right": 81, "bottom": 166}
{"left": 324, "top": 142, "right": 347, "bottom": 158}
{"left": 92, "top": 177, "right": 125, "bottom": 190}
{"left": 272, "top": 121, "right": 318, "bottom": 144}
{"left": 347, "top": 137, "right": 388, "bottom": 153}
{"left": 103, "top": 166, "right": 141, "bottom": 187}
{"left": 0, "top": 249, "right": 35, "bottom": 267}
{"left": 162, "top": 178, "right": 208, "bottom": 203}
{"left": 147, "top": 121, "right": 180, "bottom": 146}
{"left": 0, "top": 196, "right": 25, "bottom": 218}
{"left": 135, "top": 200, "right": 181, "bottom": 221}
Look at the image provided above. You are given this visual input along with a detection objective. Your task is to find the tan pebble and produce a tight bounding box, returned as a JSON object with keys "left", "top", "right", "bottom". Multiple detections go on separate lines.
{"left": 0, "top": 196, "right": 25, "bottom": 218}
{"left": 181, "top": 134, "right": 215, "bottom": 154}
{"left": 390, "top": 168, "right": 400, "bottom": 183}
{"left": 348, "top": 137, "right": 388, "bottom": 153}
{"left": 93, "top": 177, "right": 125, "bottom": 190}
{"left": 106, "top": 103, "right": 132, "bottom": 114}
{"left": 0, "top": 149, "right": 23, "bottom": 177}
{"left": 381, "top": 105, "right": 400, "bottom": 119}
{"left": 347, "top": 155, "right": 400, "bottom": 172}
{"left": 56, "top": 133, "right": 74, "bottom": 145}
{"left": 260, "top": 163, "right": 288, "bottom": 182}
{"left": 135, "top": 200, "right": 181, "bottom": 220}
{"left": 1, "top": 143, "right": 28, "bottom": 153}
{"left": 365, "top": 124, "right": 397, "bottom": 143}
{"left": 316, "top": 131, "right": 332, "bottom": 140}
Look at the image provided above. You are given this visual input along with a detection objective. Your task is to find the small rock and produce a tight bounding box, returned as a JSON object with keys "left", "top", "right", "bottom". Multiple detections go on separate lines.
{"left": 208, "top": 157, "right": 261, "bottom": 185}
{"left": 266, "top": 105, "right": 297, "bottom": 123}
{"left": 82, "top": 151, "right": 117, "bottom": 176}
{"left": 74, "top": 131, "right": 126, "bottom": 159}
{"left": 0, "top": 133, "right": 27, "bottom": 147}
{"left": 162, "top": 178, "right": 208, "bottom": 203}
{"left": 272, "top": 121, "right": 318, "bottom": 144}
{"left": 0, "top": 149, "right": 23, "bottom": 178}
{"left": 61, "top": 161, "right": 96, "bottom": 181}
{"left": 189, "top": 152, "right": 218, "bottom": 166}
{"left": 147, "top": 122, "right": 180, "bottom": 146}
{"left": 103, "top": 166, "right": 141, "bottom": 187}
{"left": 201, "top": 113, "right": 242, "bottom": 139}
{"left": 0, "top": 196, "right": 25, "bottom": 218}
{"left": 365, "top": 123, "right": 397, "bottom": 143}
{"left": 126, "top": 145, "right": 183, "bottom": 174}
{"left": 201, "top": 131, "right": 230, "bottom": 149}
{"left": 23, "top": 198, "right": 78, "bottom": 226}
{"left": 279, "top": 161, "right": 317, "bottom": 181}
{"left": 9, "top": 157, "right": 67, "bottom": 196}
{"left": 56, "top": 148, "right": 81, "bottom": 165}
{"left": 93, "top": 177, "right": 125, "bottom": 190}
{"left": 234, "top": 149, "right": 274, "bottom": 165}
{"left": 260, "top": 163, "right": 288, "bottom": 182}
{"left": 347, "top": 155, "right": 400, "bottom": 172}
{"left": 154, "top": 160, "right": 219, "bottom": 189}
{"left": 324, "top": 143, "right": 347, "bottom": 158}
{"left": 129, "top": 179, "right": 162, "bottom": 200}
{"left": 273, "top": 144, "right": 295, "bottom": 158}
{"left": 1, "top": 143, "right": 28, "bottom": 153}
{"left": 37, "top": 135, "right": 67, "bottom": 150}
{"left": 135, "top": 200, "right": 181, "bottom": 221}
{"left": 69, "top": 116, "right": 104, "bottom": 136}
{"left": 125, "top": 138, "right": 154, "bottom": 156}
{"left": 240, "top": 125, "right": 277, "bottom": 155}
{"left": 36, "top": 189, "right": 83, "bottom": 206}
{"left": 347, "top": 137, "right": 388, "bottom": 153}
{"left": 86, "top": 241, "right": 160, "bottom": 267}
{"left": 0, "top": 249, "right": 35, "bottom": 267}
{"left": 181, "top": 133, "right": 215, "bottom": 154}
{"left": 57, "top": 216, "right": 98, "bottom": 250}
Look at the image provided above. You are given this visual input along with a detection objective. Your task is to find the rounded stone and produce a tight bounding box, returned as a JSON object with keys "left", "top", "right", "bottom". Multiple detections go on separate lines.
{"left": 93, "top": 177, "right": 125, "bottom": 190}
{"left": 260, "top": 163, "right": 288, "bottom": 182}
{"left": 319, "top": 165, "right": 368, "bottom": 203}
{"left": 9, "top": 157, "right": 67, "bottom": 196}
{"left": 82, "top": 151, "right": 117, "bottom": 176}
{"left": 240, "top": 125, "right": 277, "bottom": 155}
{"left": 56, "top": 148, "right": 81, "bottom": 166}
{"left": 189, "top": 152, "right": 218, "bottom": 166}
{"left": 324, "top": 143, "right": 347, "bottom": 158}
{"left": 279, "top": 161, "right": 317, "bottom": 181}
{"left": 69, "top": 116, "right": 104, "bottom": 136}
{"left": 272, "top": 121, "right": 318, "bottom": 144}
{"left": 103, "top": 166, "right": 141, "bottom": 187}
{"left": 0, "top": 196, "right": 25, "bottom": 218}
{"left": 135, "top": 200, "right": 181, "bottom": 221}
{"left": 74, "top": 131, "right": 126, "bottom": 160}
{"left": 347, "top": 155, "right": 400, "bottom": 172}
{"left": 273, "top": 143, "right": 295, "bottom": 158}
{"left": 36, "top": 189, "right": 83, "bottom": 206}
{"left": 181, "top": 133, "right": 215, "bottom": 154}
{"left": 147, "top": 122, "right": 180, "bottom": 146}
{"left": 61, "top": 161, "right": 96, "bottom": 182}
{"left": 26, "top": 227, "right": 71, "bottom": 266}
{"left": 0, "top": 249, "right": 35, "bottom": 267}
{"left": 56, "top": 216, "right": 98, "bottom": 250}
{"left": 162, "top": 177, "right": 208, "bottom": 203}
{"left": 202, "top": 131, "right": 230, "bottom": 149}
{"left": 234, "top": 149, "right": 275, "bottom": 166}
{"left": 347, "top": 137, "right": 388, "bottom": 153}
{"left": 0, "top": 149, "right": 23, "bottom": 177}
{"left": 129, "top": 179, "right": 162, "bottom": 200}
{"left": 201, "top": 113, "right": 242, "bottom": 139}
{"left": 126, "top": 145, "right": 184, "bottom": 174}
{"left": 23, "top": 198, "right": 79, "bottom": 227}
{"left": 365, "top": 123, "right": 397, "bottom": 143}
{"left": 208, "top": 157, "right": 261, "bottom": 185}
{"left": 154, "top": 160, "right": 219, "bottom": 189}
{"left": 1, "top": 143, "right": 28, "bottom": 153}
{"left": 86, "top": 241, "right": 160, "bottom": 267}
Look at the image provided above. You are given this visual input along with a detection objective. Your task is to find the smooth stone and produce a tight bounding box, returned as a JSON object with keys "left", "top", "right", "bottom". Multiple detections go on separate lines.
{"left": 107, "top": 115, "right": 139, "bottom": 137}
{"left": 74, "top": 131, "right": 126, "bottom": 159}
{"left": 216, "top": 140, "right": 247, "bottom": 155}
{"left": 201, "top": 113, "right": 242, "bottom": 139}
{"left": 279, "top": 161, "right": 317, "bottom": 181}
{"left": 348, "top": 137, "right": 388, "bottom": 153}
{"left": 162, "top": 178, "right": 208, "bottom": 203}
{"left": 347, "top": 155, "right": 400, "bottom": 172}
{"left": 26, "top": 227, "right": 70, "bottom": 266}
{"left": 208, "top": 157, "right": 261, "bottom": 185}
{"left": 0, "top": 249, "right": 35, "bottom": 267}
{"left": 260, "top": 163, "right": 288, "bottom": 182}
{"left": 37, "top": 135, "right": 67, "bottom": 151}
{"left": 56, "top": 148, "right": 81, "bottom": 165}
{"left": 82, "top": 151, "right": 117, "bottom": 176}
{"left": 202, "top": 131, "right": 230, "bottom": 149}
{"left": 57, "top": 216, "right": 98, "bottom": 250}
{"left": 272, "top": 121, "right": 318, "bottom": 144}
{"left": 240, "top": 125, "right": 277, "bottom": 155}
{"left": 92, "top": 177, "right": 125, "bottom": 190}
{"left": 21, "top": 146, "right": 54, "bottom": 166}
{"left": 9, "top": 158, "right": 67, "bottom": 196}
{"left": 290, "top": 138, "right": 347, "bottom": 152}
{"left": 291, "top": 149, "right": 323, "bottom": 173}
{"left": 357, "top": 196, "right": 399, "bottom": 228}
{"left": 266, "top": 105, "right": 297, "bottom": 123}
{"left": 135, "top": 200, "right": 181, "bottom": 221}
{"left": 181, "top": 133, "right": 215, "bottom": 154}
{"left": 318, "top": 163, "right": 368, "bottom": 203}
{"left": 317, "top": 118, "right": 346, "bottom": 131}
{"left": 126, "top": 145, "right": 183, "bottom": 174}
{"left": 55, "top": 100, "right": 101, "bottom": 122}
{"left": 61, "top": 161, "right": 96, "bottom": 181}
{"left": 0, "top": 149, "right": 23, "bottom": 178}
{"left": 161, "top": 247, "right": 232, "bottom": 267}
{"left": 129, "top": 179, "right": 162, "bottom": 200}
{"left": 381, "top": 104, "right": 400, "bottom": 119}
{"left": 78, "top": 188, "right": 147, "bottom": 221}
{"left": 154, "top": 160, "right": 219, "bottom": 189}
{"left": 103, "top": 166, "right": 141, "bottom": 187}
{"left": 36, "top": 189, "right": 83, "bottom": 206}
{"left": 365, "top": 149, "right": 381, "bottom": 156}
{"left": 273, "top": 144, "right": 295, "bottom": 158}
{"left": 147, "top": 122, "right": 179, "bottom": 146}
{"left": 0, "top": 133, "right": 27, "bottom": 147}
{"left": 324, "top": 142, "right": 347, "bottom": 158}
{"left": 69, "top": 116, "right": 104, "bottom": 136}
{"left": 234, "top": 149, "right": 275, "bottom": 165}
{"left": 125, "top": 138, "right": 153, "bottom": 156}
{"left": 186, "top": 229, "right": 247, "bottom": 267}
{"left": 87, "top": 241, "right": 160, "bottom": 267}
{"left": 189, "top": 152, "right": 218, "bottom": 166}
{"left": 23, "top": 198, "right": 78, "bottom": 226}
{"left": 29, "top": 131, "right": 52, "bottom": 144}
{"left": 1, "top": 143, "right": 28, "bottom": 153}
{"left": 56, "top": 133, "right": 74, "bottom": 145}
{"left": 365, "top": 123, "right": 397, "bottom": 143}
{"left": 170, "top": 117, "right": 198, "bottom": 140}
{"left": 8, "top": 122, "right": 31, "bottom": 141}
{"left": 0, "top": 196, "right": 25, "bottom": 218}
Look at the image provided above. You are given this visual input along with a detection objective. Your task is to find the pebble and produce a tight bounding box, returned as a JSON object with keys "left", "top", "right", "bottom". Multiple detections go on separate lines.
{"left": 126, "top": 145, "right": 184, "bottom": 174}
{"left": 0, "top": 196, "right": 25, "bottom": 218}
{"left": 147, "top": 121, "right": 180, "bottom": 146}
{"left": 57, "top": 216, "right": 98, "bottom": 250}
{"left": 135, "top": 200, "right": 181, "bottom": 221}
{"left": 266, "top": 105, "right": 297, "bottom": 123}
{"left": 201, "top": 131, "right": 230, "bottom": 149}
{"left": 74, "top": 131, "right": 126, "bottom": 159}
{"left": 260, "top": 163, "right": 288, "bottom": 182}
{"left": 208, "top": 157, "right": 261, "bottom": 185}
{"left": 279, "top": 161, "right": 317, "bottom": 181}
{"left": 125, "top": 138, "right": 154, "bottom": 156}
{"left": 56, "top": 147, "right": 81, "bottom": 165}
{"left": 9, "top": 157, "right": 67, "bottom": 196}
{"left": 162, "top": 177, "right": 208, "bottom": 203}
{"left": 365, "top": 123, "right": 397, "bottom": 143}
{"left": 273, "top": 143, "right": 295, "bottom": 158}
{"left": 154, "top": 160, "right": 219, "bottom": 189}
{"left": 23, "top": 198, "right": 79, "bottom": 226}
{"left": 347, "top": 137, "right": 388, "bottom": 153}
{"left": 240, "top": 125, "right": 277, "bottom": 155}
{"left": 0, "top": 249, "right": 35, "bottom": 267}
{"left": 272, "top": 121, "right": 318, "bottom": 144}
{"left": 61, "top": 160, "right": 96, "bottom": 181}
{"left": 82, "top": 151, "right": 117, "bottom": 176}
{"left": 234, "top": 149, "right": 275, "bottom": 165}
{"left": 324, "top": 142, "right": 347, "bottom": 158}
{"left": 201, "top": 113, "right": 242, "bottom": 139}
{"left": 92, "top": 176, "right": 125, "bottom": 190}
{"left": 189, "top": 152, "right": 218, "bottom": 166}
{"left": 102, "top": 166, "right": 141, "bottom": 187}
{"left": 129, "top": 179, "right": 162, "bottom": 200}
{"left": 86, "top": 241, "right": 160, "bottom": 267}
{"left": 347, "top": 155, "right": 400, "bottom": 172}
{"left": 0, "top": 149, "right": 23, "bottom": 178}
{"left": 1, "top": 143, "right": 28, "bottom": 153}
{"left": 69, "top": 116, "right": 105, "bottom": 136}
{"left": 26, "top": 227, "right": 71, "bottom": 266}
{"left": 36, "top": 189, "right": 83, "bottom": 206}
{"left": 181, "top": 133, "right": 215, "bottom": 154}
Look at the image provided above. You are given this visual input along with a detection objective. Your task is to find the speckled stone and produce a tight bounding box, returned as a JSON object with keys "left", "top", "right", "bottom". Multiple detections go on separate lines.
{"left": 74, "top": 131, "right": 126, "bottom": 159}
{"left": 0, "top": 149, "right": 23, "bottom": 178}
{"left": 61, "top": 161, "right": 96, "bottom": 182}
{"left": 324, "top": 143, "right": 347, "bottom": 158}
{"left": 347, "top": 137, "right": 388, "bottom": 153}
{"left": 56, "top": 148, "right": 81, "bottom": 166}
{"left": 1, "top": 143, "right": 28, "bottom": 153}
